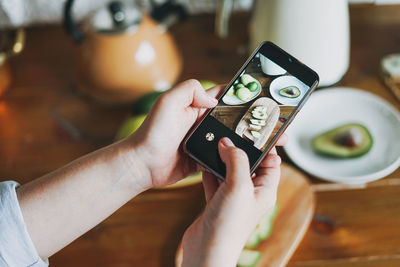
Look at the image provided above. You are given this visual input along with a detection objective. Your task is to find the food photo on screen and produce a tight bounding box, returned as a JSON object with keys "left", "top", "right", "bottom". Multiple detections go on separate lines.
{"left": 210, "top": 52, "right": 311, "bottom": 151}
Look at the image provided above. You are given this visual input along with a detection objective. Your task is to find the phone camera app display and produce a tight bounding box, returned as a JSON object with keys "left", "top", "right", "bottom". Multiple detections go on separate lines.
{"left": 210, "top": 52, "right": 311, "bottom": 152}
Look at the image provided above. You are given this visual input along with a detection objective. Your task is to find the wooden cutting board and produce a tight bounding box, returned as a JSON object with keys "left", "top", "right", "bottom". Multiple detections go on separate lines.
{"left": 235, "top": 97, "right": 280, "bottom": 149}
{"left": 175, "top": 163, "right": 315, "bottom": 267}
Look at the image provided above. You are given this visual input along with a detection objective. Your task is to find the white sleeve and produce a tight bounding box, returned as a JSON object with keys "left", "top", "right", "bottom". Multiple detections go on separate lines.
{"left": 0, "top": 181, "right": 49, "bottom": 266}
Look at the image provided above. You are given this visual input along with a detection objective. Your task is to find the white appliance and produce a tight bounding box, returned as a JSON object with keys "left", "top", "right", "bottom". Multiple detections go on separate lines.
{"left": 217, "top": 0, "right": 350, "bottom": 87}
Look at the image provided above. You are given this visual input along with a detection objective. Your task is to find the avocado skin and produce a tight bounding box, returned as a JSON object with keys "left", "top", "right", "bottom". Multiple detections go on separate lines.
{"left": 312, "top": 123, "right": 373, "bottom": 158}
{"left": 279, "top": 86, "right": 300, "bottom": 98}
{"left": 131, "top": 91, "right": 164, "bottom": 115}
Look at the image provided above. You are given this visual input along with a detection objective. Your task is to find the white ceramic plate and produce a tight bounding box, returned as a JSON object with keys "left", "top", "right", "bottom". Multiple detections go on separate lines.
{"left": 284, "top": 87, "right": 400, "bottom": 184}
{"left": 222, "top": 80, "right": 262, "bottom": 105}
{"left": 269, "top": 76, "right": 310, "bottom": 106}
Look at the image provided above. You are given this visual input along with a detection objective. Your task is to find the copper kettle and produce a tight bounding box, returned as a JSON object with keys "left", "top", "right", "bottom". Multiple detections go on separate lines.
{"left": 64, "top": 0, "right": 186, "bottom": 103}
{"left": 0, "top": 29, "right": 25, "bottom": 98}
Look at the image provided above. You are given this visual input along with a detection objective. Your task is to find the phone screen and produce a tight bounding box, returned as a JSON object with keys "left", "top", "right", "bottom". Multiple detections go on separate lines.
{"left": 210, "top": 52, "right": 311, "bottom": 153}
{"left": 185, "top": 42, "right": 318, "bottom": 179}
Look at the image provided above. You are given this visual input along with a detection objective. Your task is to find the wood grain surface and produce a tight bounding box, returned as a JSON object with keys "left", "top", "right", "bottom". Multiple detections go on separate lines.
{"left": 235, "top": 97, "right": 280, "bottom": 149}
{"left": 0, "top": 4, "right": 400, "bottom": 267}
{"left": 175, "top": 163, "right": 315, "bottom": 267}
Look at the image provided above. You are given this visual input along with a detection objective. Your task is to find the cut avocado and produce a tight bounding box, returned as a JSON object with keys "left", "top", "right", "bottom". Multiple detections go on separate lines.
{"left": 237, "top": 249, "right": 261, "bottom": 267}
{"left": 248, "top": 81, "right": 259, "bottom": 92}
{"left": 245, "top": 204, "right": 279, "bottom": 249}
{"left": 258, "top": 204, "right": 278, "bottom": 240}
{"left": 245, "top": 228, "right": 261, "bottom": 249}
{"left": 235, "top": 83, "right": 245, "bottom": 90}
{"left": 258, "top": 218, "right": 273, "bottom": 240}
{"left": 252, "top": 110, "right": 267, "bottom": 120}
{"left": 236, "top": 87, "right": 252, "bottom": 101}
{"left": 250, "top": 119, "right": 266, "bottom": 126}
{"left": 226, "top": 86, "right": 235, "bottom": 96}
{"left": 279, "top": 86, "right": 300, "bottom": 98}
{"left": 241, "top": 74, "right": 256, "bottom": 86}
{"left": 312, "top": 123, "right": 373, "bottom": 158}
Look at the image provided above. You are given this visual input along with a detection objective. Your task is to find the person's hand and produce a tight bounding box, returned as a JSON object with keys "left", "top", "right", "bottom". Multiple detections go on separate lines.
{"left": 181, "top": 136, "right": 287, "bottom": 267}
{"left": 127, "top": 79, "right": 223, "bottom": 188}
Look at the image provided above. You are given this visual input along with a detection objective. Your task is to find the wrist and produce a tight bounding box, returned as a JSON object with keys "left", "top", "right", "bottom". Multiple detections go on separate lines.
{"left": 116, "top": 137, "right": 154, "bottom": 193}
{"left": 183, "top": 216, "right": 246, "bottom": 267}
{"left": 202, "top": 230, "right": 246, "bottom": 267}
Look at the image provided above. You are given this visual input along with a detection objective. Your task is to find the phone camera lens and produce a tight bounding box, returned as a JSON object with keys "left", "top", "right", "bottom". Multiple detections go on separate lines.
{"left": 205, "top": 132, "right": 215, "bottom": 141}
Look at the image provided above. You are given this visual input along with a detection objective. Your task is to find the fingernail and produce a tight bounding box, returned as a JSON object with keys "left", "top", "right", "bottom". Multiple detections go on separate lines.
{"left": 220, "top": 137, "right": 234, "bottom": 147}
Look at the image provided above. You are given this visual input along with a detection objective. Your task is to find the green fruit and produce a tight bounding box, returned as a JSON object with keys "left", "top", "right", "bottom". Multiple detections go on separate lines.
{"left": 115, "top": 114, "right": 147, "bottom": 140}
{"left": 245, "top": 228, "right": 261, "bottom": 249}
{"left": 279, "top": 86, "right": 300, "bottom": 98}
{"left": 237, "top": 249, "right": 261, "bottom": 267}
{"left": 245, "top": 203, "right": 279, "bottom": 249}
{"left": 248, "top": 81, "right": 259, "bottom": 92}
{"left": 241, "top": 74, "right": 256, "bottom": 86}
{"left": 312, "top": 123, "right": 373, "bottom": 158}
{"left": 132, "top": 81, "right": 215, "bottom": 116}
{"left": 258, "top": 215, "right": 273, "bottom": 240}
{"left": 200, "top": 80, "right": 217, "bottom": 90}
{"left": 235, "top": 83, "right": 245, "bottom": 90}
{"left": 132, "top": 91, "right": 164, "bottom": 115}
{"left": 226, "top": 86, "right": 235, "bottom": 96}
{"left": 236, "top": 87, "right": 252, "bottom": 101}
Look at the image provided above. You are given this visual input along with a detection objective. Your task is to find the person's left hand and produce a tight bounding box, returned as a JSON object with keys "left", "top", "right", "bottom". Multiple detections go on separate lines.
{"left": 128, "top": 79, "right": 222, "bottom": 187}
{"left": 181, "top": 139, "right": 285, "bottom": 267}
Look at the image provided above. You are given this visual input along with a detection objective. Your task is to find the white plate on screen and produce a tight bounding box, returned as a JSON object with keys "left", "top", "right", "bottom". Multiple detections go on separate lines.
{"left": 269, "top": 75, "right": 310, "bottom": 106}
{"left": 284, "top": 87, "right": 400, "bottom": 184}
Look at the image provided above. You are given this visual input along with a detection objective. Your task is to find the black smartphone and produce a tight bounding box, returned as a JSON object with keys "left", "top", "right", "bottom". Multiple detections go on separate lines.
{"left": 184, "top": 41, "right": 319, "bottom": 179}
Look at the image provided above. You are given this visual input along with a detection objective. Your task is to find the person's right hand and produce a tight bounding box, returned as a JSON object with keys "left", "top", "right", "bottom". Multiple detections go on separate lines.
{"left": 181, "top": 136, "right": 287, "bottom": 267}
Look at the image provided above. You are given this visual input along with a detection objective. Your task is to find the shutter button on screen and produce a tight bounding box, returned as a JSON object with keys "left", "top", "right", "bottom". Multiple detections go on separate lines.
{"left": 205, "top": 132, "right": 215, "bottom": 141}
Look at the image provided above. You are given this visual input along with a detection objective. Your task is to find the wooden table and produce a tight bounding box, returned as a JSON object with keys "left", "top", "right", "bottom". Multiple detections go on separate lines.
{"left": 1, "top": 4, "right": 400, "bottom": 267}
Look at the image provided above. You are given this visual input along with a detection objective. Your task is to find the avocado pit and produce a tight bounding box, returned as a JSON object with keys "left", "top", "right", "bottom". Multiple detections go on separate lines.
{"left": 312, "top": 123, "right": 373, "bottom": 158}
{"left": 334, "top": 127, "right": 363, "bottom": 148}
{"left": 279, "top": 86, "right": 301, "bottom": 98}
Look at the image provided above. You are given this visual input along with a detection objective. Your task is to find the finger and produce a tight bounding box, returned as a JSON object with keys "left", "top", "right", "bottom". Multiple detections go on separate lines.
{"left": 253, "top": 154, "right": 281, "bottom": 195}
{"left": 258, "top": 153, "right": 281, "bottom": 168}
{"left": 160, "top": 79, "right": 218, "bottom": 110}
{"left": 205, "top": 84, "right": 226, "bottom": 99}
{"left": 253, "top": 166, "right": 280, "bottom": 193}
{"left": 202, "top": 171, "right": 219, "bottom": 202}
{"left": 275, "top": 133, "right": 288, "bottom": 147}
{"left": 255, "top": 147, "right": 277, "bottom": 171}
{"left": 269, "top": 147, "right": 277, "bottom": 155}
{"left": 218, "top": 137, "right": 252, "bottom": 190}
{"left": 197, "top": 85, "right": 226, "bottom": 118}
{"left": 253, "top": 162, "right": 281, "bottom": 203}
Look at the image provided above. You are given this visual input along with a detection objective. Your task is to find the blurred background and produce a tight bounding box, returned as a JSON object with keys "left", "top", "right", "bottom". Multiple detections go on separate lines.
{"left": 1, "top": 0, "right": 400, "bottom": 266}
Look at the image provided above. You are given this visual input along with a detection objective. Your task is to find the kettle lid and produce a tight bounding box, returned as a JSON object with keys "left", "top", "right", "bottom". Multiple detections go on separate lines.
{"left": 88, "top": 1, "right": 142, "bottom": 34}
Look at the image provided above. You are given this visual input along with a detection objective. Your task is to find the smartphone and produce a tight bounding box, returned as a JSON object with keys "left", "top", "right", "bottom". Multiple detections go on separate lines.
{"left": 184, "top": 41, "right": 319, "bottom": 179}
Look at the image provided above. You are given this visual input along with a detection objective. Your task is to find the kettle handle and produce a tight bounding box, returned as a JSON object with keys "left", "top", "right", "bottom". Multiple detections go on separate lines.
{"left": 0, "top": 28, "right": 25, "bottom": 66}
{"left": 151, "top": 1, "right": 187, "bottom": 29}
{"left": 63, "top": 0, "right": 84, "bottom": 43}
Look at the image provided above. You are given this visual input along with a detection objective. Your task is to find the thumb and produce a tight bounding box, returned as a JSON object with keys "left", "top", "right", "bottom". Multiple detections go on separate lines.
{"left": 161, "top": 79, "right": 218, "bottom": 109}
{"left": 191, "top": 81, "right": 219, "bottom": 108}
{"left": 218, "top": 137, "right": 252, "bottom": 190}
